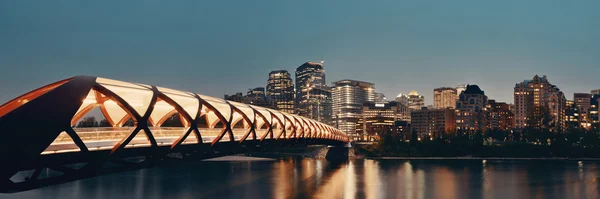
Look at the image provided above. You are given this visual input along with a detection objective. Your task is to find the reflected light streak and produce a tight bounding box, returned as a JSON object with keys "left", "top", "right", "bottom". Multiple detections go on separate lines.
{"left": 404, "top": 162, "right": 413, "bottom": 199}
{"left": 363, "top": 160, "right": 382, "bottom": 199}
{"left": 273, "top": 160, "right": 294, "bottom": 199}
{"left": 584, "top": 164, "right": 598, "bottom": 198}
{"left": 313, "top": 162, "right": 356, "bottom": 199}
{"left": 433, "top": 167, "right": 457, "bottom": 199}
{"left": 344, "top": 162, "right": 356, "bottom": 199}
{"left": 403, "top": 161, "right": 425, "bottom": 199}
{"left": 482, "top": 164, "right": 493, "bottom": 199}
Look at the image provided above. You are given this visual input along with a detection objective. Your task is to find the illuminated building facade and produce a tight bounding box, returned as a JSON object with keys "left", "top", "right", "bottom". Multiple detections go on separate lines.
{"left": 295, "top": 61, "right": 332, "bottom": 124}
{"left": 514, "top": 75, "right": 566, "bottom": 131}
{"left": 357, "top": 101, "right": 408, "bottom": 141}
{"left": 394, "top": 93, "right": 411, "bottom": 122}
{"left": 456, "top": 85, "right": 488, "bottom": 132}
{"left": 267, "top": 70, "right": 295, "bottom": 113}
{"left": 374, "top": 93, "right": 387, "bottom": 103}
{"left": 407, "top": 91, "right": 425, "bottom": 110}
{"left": 574, "top": 93, "right": 592, "bottom": 129}
{"left": 486, "top": 100, "right": 515, "bottom": 131}
{"left": 411, "top": 107, "right": 456, "bottom": 137}
{"left": 332, "top": 79, "right": 375, "bottom": 139}
{"left": 565, "top": 100, "right": 581, "bottom": 130}
{"left": 590, "top": 95, "right": 600, "bottom": 132}
{"left": 434, "top": 87, "right": 457, "bottom": 109}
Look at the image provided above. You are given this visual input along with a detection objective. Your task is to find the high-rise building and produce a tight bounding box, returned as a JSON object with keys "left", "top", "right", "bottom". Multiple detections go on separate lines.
{"left": 592, "top": 89, "right": 600, "bottom": 95}
{"left": 394, "top": 93, "right": 411, "bottom": 121}
{"left": 565, "top": 100, "right": 581, "bottom": 130}
{"left": 456, "top": 85, "right": 488, "bottom": 132}
{"left": 225, "top": 87, "right": 276, "bottom": 109}
{"left": 374, "top": 92, "right": 387, "bottom": 103}
{"left": 486, "top": 100, "right": 515, "bottom": 131}
{"left": 509, "top": 103, "right": 516, "bottom": 115}
{"left": 456, "top": 84, "right": 468, "bottom": 98}
{"left": 411, "top": 107, "right": 456, "bottom": 138}
{"left": 590, "top": 95, "right": 600, "bottom": 132}
{"left": 407, "top": 91, "right": 425, "bottom": 110}
{"left": 247, "top": 87, "right": 266, "bottom": 96}
{"left": 434, "top": 87, "right": 457, "bottom": 109}
{"left": 574, "top": 93, "right": 592, "bottom": 129}
{"left": 332, "top": 80, "right": 375, "bottom": 139}
{"left": 267, "top": 70, "right": 294, "bottom": 113}
{"left": 514, "top": 75, "right": 566, "bottom": 132}
{"left": 295, "top": 61, "right": 331, "bottom": 124}
{"left": 356, "top": 101, "right": 407, "bottom": 141}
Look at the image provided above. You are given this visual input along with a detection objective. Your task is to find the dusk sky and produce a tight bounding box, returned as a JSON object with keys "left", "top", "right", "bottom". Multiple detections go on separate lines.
{"left": 1, "top": 0, "right": 599, "bottom": 105}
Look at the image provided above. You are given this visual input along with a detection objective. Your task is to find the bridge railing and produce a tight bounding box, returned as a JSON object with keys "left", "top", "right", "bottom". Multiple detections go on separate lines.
{"left": 51, "top": 127, "right": 262, "bottom": 145}
{"left": 44, "top": 126, "right": 324, "bottom": 155}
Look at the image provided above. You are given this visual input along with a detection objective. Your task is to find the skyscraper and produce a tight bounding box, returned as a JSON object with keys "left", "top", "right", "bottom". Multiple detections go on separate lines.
{"left": 456, "top": 85, "right": 488, "bottom": 132}
{"left": 456, "top": 84, "right": 468, "bottom": 98}
{"left": 565, "top": 100, "right": 581, "bottom": 130}
{"left": 295, "top": 62, "right": 326, "bottom": 101}
{"left": 590, "top": 95, "right": 600, "bottom": 132}
{"left": 295, "top": 61, "right": 331, "bottom": 124}
{"left": 407, "top": 91, "right": 425, "bottom": 110}
{"left": 514, "top": 75, "right": 566, "bottom": 131}
{"left": 574, "top": 93, "right": 592, "bottom": 129}
{"left": 374, "top": 92, "right": 387, "bottom": 103}
{"left": 394, "top": 93, "right": 411, "bottom": 121}
{"left": 434, "top": 87, "right": 457, "bottom": 109}
{"left": 332, "top": 80, "right": 375, "bottom": 139}
{"left": 592, "top": 89, "right": 600, "bottom": 95}
{"left": 266, "top": 70, "right": 294, "bottom": 113}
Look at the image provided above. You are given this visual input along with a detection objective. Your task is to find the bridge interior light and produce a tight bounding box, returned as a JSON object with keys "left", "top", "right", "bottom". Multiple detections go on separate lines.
{"left": 83, "top": 98, "right": 97, "bottom": 104}
{"left": 153, "top": 101, "right": 174, "bottom": 109}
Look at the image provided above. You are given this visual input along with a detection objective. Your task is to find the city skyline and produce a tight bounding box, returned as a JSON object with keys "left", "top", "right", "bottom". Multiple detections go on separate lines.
{"left": 1, "top": 1, "right": 600, "bottom": 106}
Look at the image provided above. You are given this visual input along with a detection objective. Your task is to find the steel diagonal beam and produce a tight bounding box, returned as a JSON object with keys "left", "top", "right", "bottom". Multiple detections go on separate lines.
{"left": 196, "top": 96, "right": 232, "bottom": 145}
{"left": 227, "top": 103, "right": 254, "bottom": 143}
{"left": 110, "top": 127, "right": 141, "bottom": 154}
{"left": 65, "top": 127, "right": 89, "bottom": 153}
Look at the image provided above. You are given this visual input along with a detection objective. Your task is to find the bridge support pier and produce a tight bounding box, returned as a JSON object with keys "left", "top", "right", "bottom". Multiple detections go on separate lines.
{"left": 324, "top": 144, "right": 353, "bottom": 161}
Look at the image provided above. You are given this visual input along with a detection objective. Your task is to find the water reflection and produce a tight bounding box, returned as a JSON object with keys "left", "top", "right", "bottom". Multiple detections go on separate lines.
{"left": 3, "top": 158, "right": 600, "bottom": 199}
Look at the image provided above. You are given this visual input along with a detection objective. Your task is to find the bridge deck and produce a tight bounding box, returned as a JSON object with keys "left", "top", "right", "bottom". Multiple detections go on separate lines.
{"left": 42, "top": 127, "right": 272, "bottom": 154}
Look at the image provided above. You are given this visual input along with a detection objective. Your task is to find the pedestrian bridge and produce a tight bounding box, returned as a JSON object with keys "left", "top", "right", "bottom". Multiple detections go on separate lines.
{"left": 0, "top": 76, "right": 348, "bottom": 192}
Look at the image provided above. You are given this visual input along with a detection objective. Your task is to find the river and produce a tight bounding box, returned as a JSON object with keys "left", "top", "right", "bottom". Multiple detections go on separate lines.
{"left": 2, "top": 157, "right": 598, "bottom": 199}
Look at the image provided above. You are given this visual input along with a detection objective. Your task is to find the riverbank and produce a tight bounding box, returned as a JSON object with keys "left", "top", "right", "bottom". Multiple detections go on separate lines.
{"left": 355, "top": 143, "right": 600, "bottom": 158}
{"left": 370, "top": 156, "right": 600, "bottom": 161}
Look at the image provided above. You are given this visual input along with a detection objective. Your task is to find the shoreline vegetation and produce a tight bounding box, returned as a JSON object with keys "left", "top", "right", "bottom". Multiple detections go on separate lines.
{"left": 354, "top": 130, "right": 600, "bottom": 159}
{"left": 370, "top": 157, "right": 600, "bottom": 161}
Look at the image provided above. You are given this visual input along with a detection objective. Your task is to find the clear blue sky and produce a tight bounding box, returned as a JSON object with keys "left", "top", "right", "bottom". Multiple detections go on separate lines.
{"left": 1, "top": 0, "right": 599, "bottom": 105}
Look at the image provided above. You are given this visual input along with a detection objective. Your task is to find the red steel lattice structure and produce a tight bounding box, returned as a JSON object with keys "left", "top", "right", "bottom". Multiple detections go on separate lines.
{"left": 0, "top": 76, "right": 348, "bottom": 189}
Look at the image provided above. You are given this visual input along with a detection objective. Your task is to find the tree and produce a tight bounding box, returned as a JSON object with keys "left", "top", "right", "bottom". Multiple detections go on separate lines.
{"left": 527, "top": 105, "right": 554, "bottom": 131}
{"left": 123, "top": 118, "right": 135, "bottom": 127}
{"left": 77, "top": 116, "right": 98, "bottom": 127}
{"left": 98, "top": 119, "right": 111, "bottom": 127}
{"left": 472, "top": 130, "right": 484, "bottom": 146}
{"left": 489, "top": 129, "right": 506, "bottom": 142}
{"left": 162, "top": 114, "right": 184, "bottom": 127}
{"left": 410, "top": 128, "right": 419, "bottom": 146}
